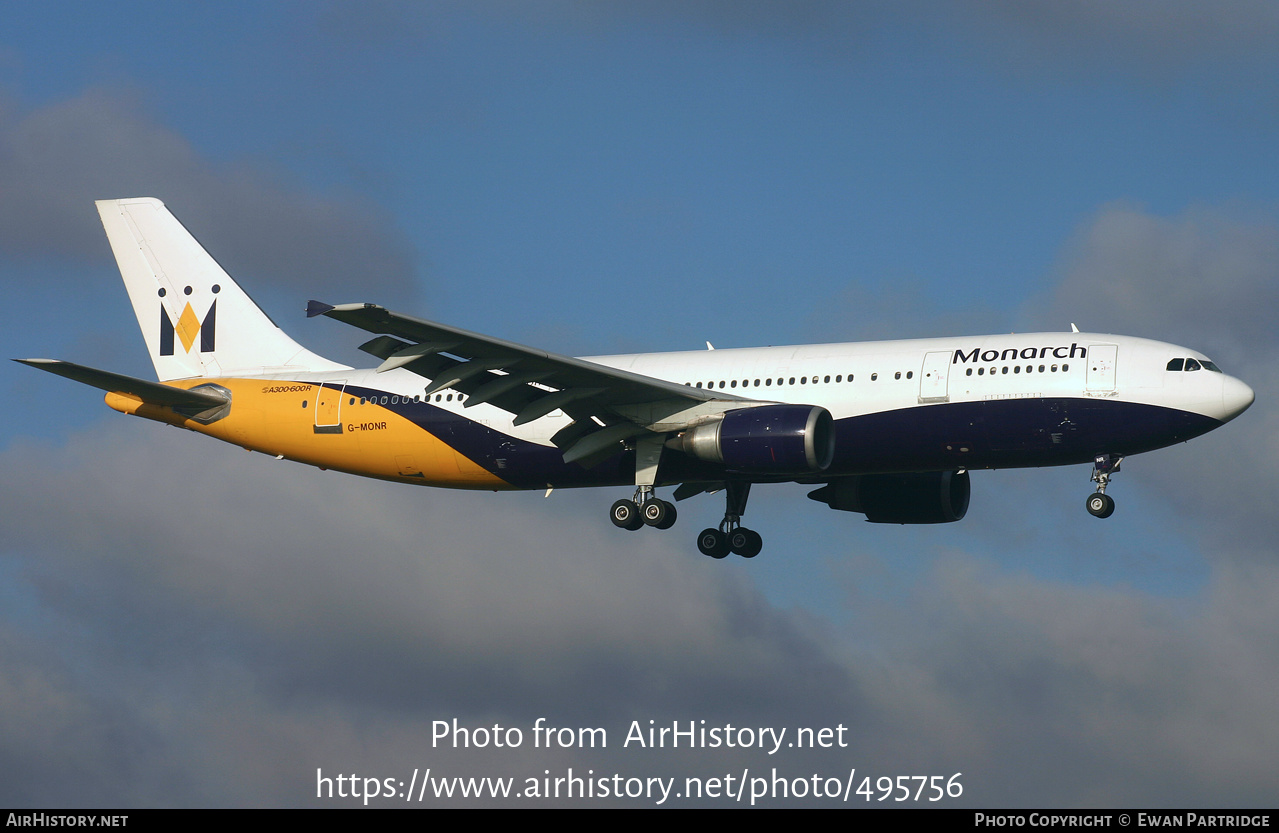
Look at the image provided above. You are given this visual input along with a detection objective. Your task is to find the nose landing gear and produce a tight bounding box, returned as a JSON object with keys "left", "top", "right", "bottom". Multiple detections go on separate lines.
{"left": 1086, "top": 454, "right": 1122, "bottom": 518}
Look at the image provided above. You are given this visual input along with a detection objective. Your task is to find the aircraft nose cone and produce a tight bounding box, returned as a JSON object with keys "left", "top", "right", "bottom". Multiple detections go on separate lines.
{"left": 1221, "top": 375, "right": 1255, "bottom": 421}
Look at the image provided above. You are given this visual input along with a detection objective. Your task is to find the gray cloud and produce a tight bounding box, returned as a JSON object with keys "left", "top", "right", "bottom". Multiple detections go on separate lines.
{"left": 2, "top": 419, "right": 1278, "bottom": 805}
{"left": 0, "top": 424, "right": 864, "bottom": 804}
{"left": 900, "top": 556, "right": 1279, "bottom": 805}
{"left": 0, "top": 91, "right": 417, "bottom": 302}
{"left": 1039, "top": 203, "right": 1279, "bottom": 362}
{"left": 1028, "top": 203, "right": 1279, "bottom": 557}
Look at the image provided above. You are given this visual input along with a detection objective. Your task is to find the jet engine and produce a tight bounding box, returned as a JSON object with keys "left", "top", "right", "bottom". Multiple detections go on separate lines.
{"left": 676, "top": 404, "right": 834, "bottom": 474}
{"left": 807, "top": 470, "right": 970, "bottom": 524}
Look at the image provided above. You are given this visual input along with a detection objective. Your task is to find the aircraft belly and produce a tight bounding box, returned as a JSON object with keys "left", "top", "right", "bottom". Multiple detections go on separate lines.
{"left": 828, "top": 398, "right": 1222, "bottom": 474}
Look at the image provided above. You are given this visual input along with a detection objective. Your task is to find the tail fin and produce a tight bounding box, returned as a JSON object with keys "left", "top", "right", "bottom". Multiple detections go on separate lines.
{"left": 96, "top": 198, "right": 348, "bottom": 381}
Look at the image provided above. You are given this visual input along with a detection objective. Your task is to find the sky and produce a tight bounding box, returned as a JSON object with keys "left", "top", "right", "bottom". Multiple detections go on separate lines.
{"left": 1, "top": 0, "right": 1277, "bottom": 807}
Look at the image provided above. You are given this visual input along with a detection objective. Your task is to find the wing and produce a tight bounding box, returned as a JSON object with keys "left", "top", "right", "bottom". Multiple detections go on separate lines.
{"left": 306, "top": 301, "right": 762, "bottom": 467}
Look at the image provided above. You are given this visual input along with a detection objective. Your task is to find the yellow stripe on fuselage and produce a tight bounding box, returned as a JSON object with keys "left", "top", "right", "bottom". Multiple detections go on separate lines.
{"left": 105, "top": 378, "right": 514, "bottom": 489}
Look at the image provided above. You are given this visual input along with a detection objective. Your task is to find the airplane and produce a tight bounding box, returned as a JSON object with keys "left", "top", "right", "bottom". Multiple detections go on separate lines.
{"left": 18, "top": 198, "right": 1255, "bottom": 558}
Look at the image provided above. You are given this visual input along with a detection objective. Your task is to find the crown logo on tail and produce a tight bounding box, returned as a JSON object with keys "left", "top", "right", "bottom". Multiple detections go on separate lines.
{"left": 159, "top": 299, "right": 216, "bottom": 355}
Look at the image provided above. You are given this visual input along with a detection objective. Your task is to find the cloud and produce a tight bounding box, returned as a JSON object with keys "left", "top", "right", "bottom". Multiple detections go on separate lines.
{"left": 0, "top": 423, "right": 865, "bottom": 804}
{"left": 0, "top": 91, "right": 417, "bottom": 302}
{"left": 1028, "top": 203, "right": 1279, "bottom": 557}
{"left": 899, "top": 556, "right": 1279, "bottom": 805}
{"left": 1040, "top": 203, "right": 1279, "bottom": 361}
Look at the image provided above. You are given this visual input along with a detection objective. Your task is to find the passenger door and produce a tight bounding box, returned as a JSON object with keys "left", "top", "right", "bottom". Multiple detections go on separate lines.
{"left": 1086, "top": 345, "right": 1117, "bottom": 392}
{"left": 918, "top": 351, "right": 952, "bottom": 403}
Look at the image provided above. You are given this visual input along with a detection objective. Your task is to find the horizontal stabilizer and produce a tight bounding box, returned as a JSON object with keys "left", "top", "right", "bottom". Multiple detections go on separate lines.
{"left": 15, "top": 359, "right": 228, "bottom": 410}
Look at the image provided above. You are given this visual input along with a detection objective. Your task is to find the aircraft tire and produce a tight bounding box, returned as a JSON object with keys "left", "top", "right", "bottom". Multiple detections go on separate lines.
{"left": 654, "top": 500, "right": 677, "bottom": 530}
{"left": 641, "top": 499, "right": 670, "bottom": 528}
{"left": 611, "top": 499, "right": 644, "bottom": 530}
{"left": 697, "top": 528, "right": 730, "bottom": 558}
{"left": 1086, "top": 493, "right": 1115, "bottom": 519}
{"left": 730, "top": 528, "right": 762, "bottom": 558}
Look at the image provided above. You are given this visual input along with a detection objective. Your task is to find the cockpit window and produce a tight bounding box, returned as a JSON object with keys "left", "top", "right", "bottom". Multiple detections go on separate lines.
{"left": 1201, "top": 360, "right": 1222, "bottom": 373}
{"left": 1185, "top": 358, "right": 1202, "bottom": 371}
{"left": 1166, "top": 358, "right": 1184, "bottom": 371}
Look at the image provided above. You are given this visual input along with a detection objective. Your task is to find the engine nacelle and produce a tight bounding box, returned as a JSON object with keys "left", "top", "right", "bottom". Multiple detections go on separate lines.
{"left": 807, "top": 470, "right": 970, "bottom": 524}
{"left": 677, "top": 405, "right": 835, "bottom": 474}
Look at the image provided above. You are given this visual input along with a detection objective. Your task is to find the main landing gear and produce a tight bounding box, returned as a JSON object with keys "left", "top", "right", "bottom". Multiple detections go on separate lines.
{"left": 610, "top": 486, "right": 677, "bottom": 531}
{"left": 696, "top": 481, "right": 762, "bottom": 559}
{"left": 1086, "top": 453, "right": 1122, "bottom": 519}
{"left": 607, "top": 432, "right": 762, "bottom": 557}
{"left": 607, "top": 481, "right": 764, "bottom": 558}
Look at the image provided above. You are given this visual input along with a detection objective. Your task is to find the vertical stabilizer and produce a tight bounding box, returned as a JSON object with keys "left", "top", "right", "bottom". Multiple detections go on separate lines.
{"left": 96, "top": 198, "right": 348, "bottom": 381}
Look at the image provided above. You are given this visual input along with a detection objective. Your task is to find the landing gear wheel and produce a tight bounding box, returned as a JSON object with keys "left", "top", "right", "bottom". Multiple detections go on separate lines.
{"left": 654, "top": 500, "right": 677, "bottom": 530}
{"left": 729, "top": 528, "right": 763, "bottom": 558}
{"left": 611, "top": 499, "right": 644, "bottom": 530}
{"left": 1086, "top": 493, "right": 1115, "bottom": 519}
{"left": 697, "top": 528, "right": 730, "bottom": 559}
{"left": 642, "top": 499, "right": 674, "bottom": 528}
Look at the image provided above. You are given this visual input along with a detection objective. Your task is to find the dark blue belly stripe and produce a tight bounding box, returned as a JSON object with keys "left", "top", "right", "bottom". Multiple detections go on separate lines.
{"left": 346, "top": 386, "right": 1221, "bottom": 489}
